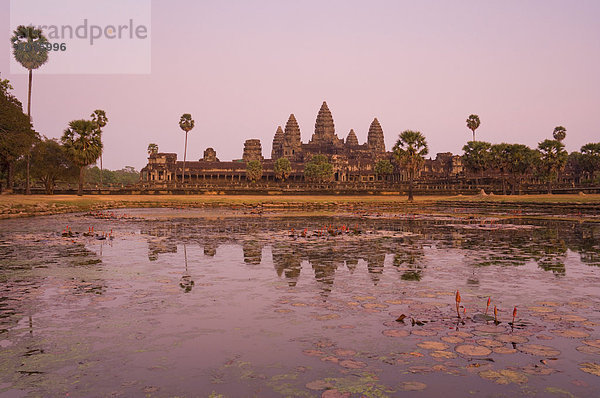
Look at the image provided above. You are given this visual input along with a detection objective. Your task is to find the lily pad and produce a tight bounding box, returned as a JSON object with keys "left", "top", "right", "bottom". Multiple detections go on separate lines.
{"left": 441, "top": 336, "right": 464, "bottom": 344}
{"left": 303, "top": 350, "right": 325, "bottom": 357}
{"left": 322, "top": 389, "right": 351, "bottom": 398}
{"left": 479, "top": 369, "right": 528, "bottom": 384}
{"left": 417, "top": 341, "right": 449, "bottom": 350}
{"left": 339, "top": 359, "right": 367, "bottom": 369}
{"left": 448, "top": 331, "right": 472, "bottom": 338}
{"left": 456, "top": 345, "right": 492, "bottom": 356}
{"left": 382, "top": 329, "right": 409, "bottom": 338}
{"left": 412, "top": 330, "right": 438, "bottom": 336}
{"left": 475, "top": 325, "right": 505, "bottom": 334}
{"left": 334, "top": 349, "right": 356, "bottom": 356}
{"left": 400, "top": 381, "right": 427, "bottom": 391}
{"left": 579, "top": 362, "right": 600, "bottom": 376}
{"left": 528, "top": 306, "right": 555, "bottom": 313}
{"left": 493, "top": 347, "right": 517, "bottom": 354}
{"left": 583, "top": 339, "right": 600, "bottom": 349}
{"left": 477, "top": 338, "right": 504, "bottom": 348}
{"left": 353, "top": 296, "right": 376, "bottom": 301}
{"left": 430, "top": 350, "right": 457, "bottom": 359}
{"left": 306, "top": 380, "right": 334, "bottom": 390}
{"left": 315, "top": 314, "right": 341, "bottom": 321}
{"left": 362, "top": 303, "right": 388, "bottom": 310}
{"left": 519, "top": 344, "right": 560, "bottom": 357}
{"left": 552, "top": 329, "right": 590, "bottom": 339}
{"left": 576, "top": 345, "right": 600, "bottom": 355}
{"left": 384, "top": 299, "right": 405, "bottom": 305}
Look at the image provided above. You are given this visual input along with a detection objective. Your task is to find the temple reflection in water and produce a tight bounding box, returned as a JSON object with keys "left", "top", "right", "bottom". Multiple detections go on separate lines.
{"left": 139, "top": 217, "right": 600, "bottom": 295}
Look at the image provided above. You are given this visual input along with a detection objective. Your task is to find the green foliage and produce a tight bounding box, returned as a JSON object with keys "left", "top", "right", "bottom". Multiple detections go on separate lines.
{"left": 393, "top": 130, "right": 429, "bottom": 172}
{"left": 537, "top": 138, "right": 568, "bottom": 188}
{"left": 0, "top": 78, "right": 13, "bottom": 94}
{"left": 462, "top": 141, "right": 492, "bottom": 175}
{"left": 393, "top": 130, "right": 428, "bottom": 200}
{"left": 86, "top": 166, "right": 139, "bottom": 186}
{"left": 61, "top": 120, "right": 103, "bottom": 168}
{"left": 147, "top": 143, "right": 159, "bottom": 155}
{"left": 61, "top": 119, "right": 103, "bottom": 195}
{"left": 179, "top": 113, "right": 195, "bottom": 133}
{"left": 274, "top": 157, "right": 291, "bottom": 181}
{"left": 29, "top": 138, "right": 77, "bottom": 194}
{"left": 581, "top": 143, "right": 600, "bottom": 176}
{"left": 0, "top": 78, "right": 36, "bottom": 187}
{"left": 246, "top": 160, "right": 263, "bottom": 182}
{"left": 490, "top": 143, "right": 511, "bottom": 172}
{"left": 553, "top": 126, "right": 566, "bottom": 142}
{"left": 505, "top": 144, "right": 538, "bottom": 177}
{"left": 570, "top": 143, "right": 600, "bottom": 181}
{"left": 11, "top": 25, "right": 49, "bottom": 71}
{"left": 374, "top": 159, "right": 394, "bottom": 176}
{"left": 91, "top": 109, "right": 108, "bottom": 131}
{"left": 304, "top": 154, "right": 334, "bottom": 182}
{"left": 466, "top": 114, "right": 481, "bottom": 140}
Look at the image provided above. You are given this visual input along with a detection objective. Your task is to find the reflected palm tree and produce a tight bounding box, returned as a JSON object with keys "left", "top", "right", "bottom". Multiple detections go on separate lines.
{"left": 180, "top": 244, "right": 194, "bottom": 293}
{"left": 203, "top": 242, "right": 217, "bottom": 257}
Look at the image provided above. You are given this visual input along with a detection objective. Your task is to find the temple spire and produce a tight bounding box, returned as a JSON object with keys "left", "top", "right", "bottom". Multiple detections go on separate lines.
{"left": 367, "top": 118, "right": 385, "bottom": 153}
{"left": 310, "top": 101, "right": 340, "bottom": 146}
{"left": 346, "top": 129, "right": 359, "bottom": 146}
{"left": 271, "top": 126, "right": 284, "bottom": 159}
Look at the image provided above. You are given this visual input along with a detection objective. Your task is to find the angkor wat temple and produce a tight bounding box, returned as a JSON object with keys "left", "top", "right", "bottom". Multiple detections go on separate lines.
{"left": 140, "top": 101, "right": 463, "bottom": 188}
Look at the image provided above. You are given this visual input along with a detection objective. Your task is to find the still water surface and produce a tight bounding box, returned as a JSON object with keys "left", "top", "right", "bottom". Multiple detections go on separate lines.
{"left": 1, "top": 208, "right": 599, "bottom": 397}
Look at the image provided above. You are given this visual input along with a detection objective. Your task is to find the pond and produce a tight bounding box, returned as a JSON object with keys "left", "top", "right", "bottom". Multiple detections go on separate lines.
{"left": 1, "top": 208, "right": 599, "bottom": 397}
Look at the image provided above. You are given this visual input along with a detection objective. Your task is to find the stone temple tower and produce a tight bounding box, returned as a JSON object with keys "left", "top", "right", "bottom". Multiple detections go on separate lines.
{"left": 309, "top": 101, "right": 342, "bottom": 146}
{"left": 243, "top": 139, "right": 263, "bottom": 162}
{"left": 271, "top": 126, "right": 284, "bottom": 159}
{"left": 345, "top": 129, "right": 359, "bottom": 147}
{"left": 283, "top": 114, "right": 302, "bottom": 160}
{"left": 367, "top": 118, "right": 385, "bottom": 153}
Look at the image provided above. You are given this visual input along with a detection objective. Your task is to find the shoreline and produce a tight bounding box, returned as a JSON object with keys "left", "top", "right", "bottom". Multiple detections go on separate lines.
{"left": 1, "top": 194, "right": 600, "bottom": 221}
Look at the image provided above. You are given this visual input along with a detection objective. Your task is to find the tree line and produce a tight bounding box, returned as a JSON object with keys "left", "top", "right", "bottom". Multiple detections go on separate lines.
{"left": 1, "top": 25, "right": 141, "bottom": 194}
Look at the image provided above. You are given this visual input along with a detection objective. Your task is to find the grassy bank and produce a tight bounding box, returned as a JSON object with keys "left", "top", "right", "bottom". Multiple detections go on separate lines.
{"left": 1, "top": 193, "right": 599, "bottom": 219}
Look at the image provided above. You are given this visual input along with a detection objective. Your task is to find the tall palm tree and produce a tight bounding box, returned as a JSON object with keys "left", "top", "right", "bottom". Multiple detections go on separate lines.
{"left": 553, "top": 126, "right": 566, "bottom": 142}
{"left": 147, "top": 143, "right": 159, "bottom": 155}
{"left": 466, "top": 114, "right": 481, "bottom": 142}
{"left": 179, "top": 113, "right": 195, "bottom": 184}
{"left": 91, "top": 110, "right": 108, "bottom": 187}
{"left": 538, "top": 138, "right": 567, "bottom": 194}
{"left": 393, "top": 130, "right": 429, "bottom": 201}
{"left": 61, "top": 119, "right": 103, "bottom": 196}
{"left": 11, "top": 25, "right": 49, "bottom": 194}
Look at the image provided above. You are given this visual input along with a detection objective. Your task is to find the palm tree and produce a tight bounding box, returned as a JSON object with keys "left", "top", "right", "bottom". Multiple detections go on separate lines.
{"left": 179, "top": 113, "right": 195, "bottom": 184}
{"left": 553, "top": 126, "right": 566, "bottom": 142}
{"left": 61, "top": 119, "right": 103, "bottom": 196}
{"left": 91, "top": 110, "right": 108, "bottom": 187}
{"left": 393, "top": 130, "right": 428, "bottom": 201}
{"left": 147, "top": 143, "right": 159, "bottom": 155}
{"left": 11, "top": 25, "right": 49, "bottom": 194}
{"left": 466, "top": 114, "right": 481, "bottom": 142}
{"left": 538, "top": 139, "right": 567, "bottom": 194}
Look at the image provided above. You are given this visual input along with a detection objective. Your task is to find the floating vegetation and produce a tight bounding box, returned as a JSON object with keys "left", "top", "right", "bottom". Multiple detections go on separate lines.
{"left": 0, "top": 209, "right": 598, "bottom": 396}
{"left": 455, "top": 345, "right": 493, "bottom": 356}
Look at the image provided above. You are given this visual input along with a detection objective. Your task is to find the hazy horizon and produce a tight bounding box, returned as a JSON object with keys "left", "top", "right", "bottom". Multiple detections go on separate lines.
{"left": 2, "top": 0, "right": 599, "bottom": 171}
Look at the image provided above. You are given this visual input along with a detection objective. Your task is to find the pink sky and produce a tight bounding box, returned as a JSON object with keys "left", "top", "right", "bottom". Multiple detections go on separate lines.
{"left": 2, "top": 0, "right": 599, "bottom": 170}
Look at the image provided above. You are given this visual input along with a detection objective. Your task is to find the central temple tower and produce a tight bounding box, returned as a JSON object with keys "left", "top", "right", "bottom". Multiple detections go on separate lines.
{"left": 309, "top": 101, "right": 343, "bottom": 147}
